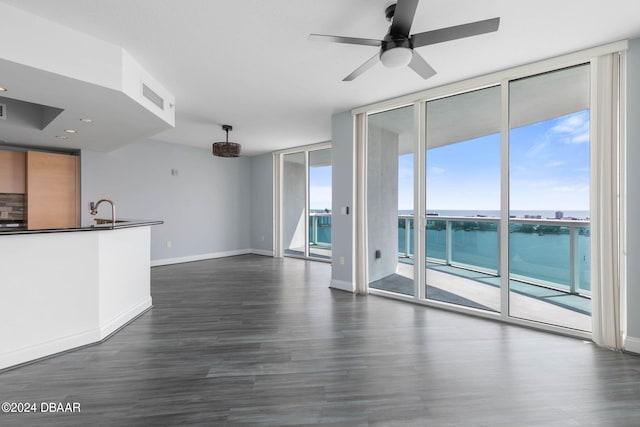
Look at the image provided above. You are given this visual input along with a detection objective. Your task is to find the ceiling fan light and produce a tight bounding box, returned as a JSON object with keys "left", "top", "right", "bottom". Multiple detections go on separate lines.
{"left": 212, "top": 124, "right": 241, "bottom": 157}
{"left": 212, "top": 142, "right": 241, "bottom": 157}
{"left": 380, "top": 47, "right": 413, "bottom": 68}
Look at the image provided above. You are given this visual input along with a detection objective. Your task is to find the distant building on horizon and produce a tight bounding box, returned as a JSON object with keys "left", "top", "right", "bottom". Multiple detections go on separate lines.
{"left": 555, "top": 211, "right": 564, "bottom": 219}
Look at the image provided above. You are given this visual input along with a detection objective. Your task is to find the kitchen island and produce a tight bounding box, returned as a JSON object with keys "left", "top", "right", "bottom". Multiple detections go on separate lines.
{"left": 0, "top": 219, "right": 162, "bottom": 370}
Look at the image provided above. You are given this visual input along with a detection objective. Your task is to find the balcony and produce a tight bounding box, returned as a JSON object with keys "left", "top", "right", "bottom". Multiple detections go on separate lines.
{"left": 301, "top": 212, "right": 591, "bottom": 330}
{"left": 382, "top": 214, "right": 592, "bottom": 331}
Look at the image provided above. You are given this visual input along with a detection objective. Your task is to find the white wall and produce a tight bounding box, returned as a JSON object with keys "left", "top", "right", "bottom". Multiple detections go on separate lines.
{"left": 0, "top": 226, "right": 152, "bottom": 370}
{"left": 81, "top": 140, "right": 251, "bottom": 264}
{"left": 330, "top": 111, "right": 355, "bottom": 291}
{"left": 367, "top": 127, "right": 400, "bottom": 282}
{"left": 250, "top": 153, "right": 274, "bottom": 254}
{"left": 282, "top": 160, "right": 306, "bottom": 252}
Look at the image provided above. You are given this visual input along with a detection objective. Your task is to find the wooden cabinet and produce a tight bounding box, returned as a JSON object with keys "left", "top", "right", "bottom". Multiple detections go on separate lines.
{"left": 0, "top": 150, "right": 26, "bottom": 193}
{"left": 26, "top": 151, "right": 80, "bottom": 230}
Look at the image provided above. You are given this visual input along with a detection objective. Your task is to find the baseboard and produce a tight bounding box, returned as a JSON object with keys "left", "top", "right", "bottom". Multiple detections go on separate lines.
{"left": 330, "top": 279, "right": 355, "bottom": 293}
{"left": 250, "top": 248, "right": 274, "bottom": 257}
{"left": 0, "top": 328, "right": 99, "bottom": 371}
{"left": 99, "top": 297, "right": 152, "bottom": 339}
{"left": 624, "top": 335, "right": 640, "bottom": 354}
{"left": 0, "top": 300, "right": 154, "bottom": 373}
{"left": 151, "top": 249, "right": 252, "bottom": 266}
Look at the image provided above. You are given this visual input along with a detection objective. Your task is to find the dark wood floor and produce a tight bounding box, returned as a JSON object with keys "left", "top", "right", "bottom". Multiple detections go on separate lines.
{"left": 2, "top": 254, "right": 640, "bottom": 426}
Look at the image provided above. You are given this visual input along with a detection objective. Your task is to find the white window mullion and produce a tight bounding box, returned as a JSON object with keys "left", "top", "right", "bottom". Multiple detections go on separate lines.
{"left": 500, "top": 80, "right": 510, "bottom": 319}
{"left": 414, "top": 101, "right": 426, "bottom": 300}
{"left": 354, "top": 112, "right": 369, "bottom": 295}
{"left": 273, "top": 153, "right": 283, "bottom": 258}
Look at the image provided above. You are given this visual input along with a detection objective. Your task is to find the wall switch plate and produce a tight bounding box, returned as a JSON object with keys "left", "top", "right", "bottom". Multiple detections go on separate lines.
{"left": 341, "top": 206, "right": 349, "bottom": 215}
{"left": 171, "top": 169, "right": 179, "bottom": 176}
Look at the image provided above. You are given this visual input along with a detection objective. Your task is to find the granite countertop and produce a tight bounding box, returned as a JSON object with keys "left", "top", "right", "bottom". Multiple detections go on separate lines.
{"left": 0, "top": 219, "right": 163, "bottom": 235}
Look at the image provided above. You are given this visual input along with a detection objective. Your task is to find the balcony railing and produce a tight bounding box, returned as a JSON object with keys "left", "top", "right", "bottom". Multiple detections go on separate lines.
{"left": 399, "top": 215, "right": 591, "bottom": 296}
{"left": 309, "top": 212, "right": 332, "bottom": 248}
{"left": 308, "top": 212, "right": 590, "bottom": 297}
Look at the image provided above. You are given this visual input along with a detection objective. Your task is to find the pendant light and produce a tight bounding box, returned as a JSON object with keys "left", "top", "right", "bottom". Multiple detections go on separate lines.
{"left": 212, "top": 124, "right": 241, "bottom": 157}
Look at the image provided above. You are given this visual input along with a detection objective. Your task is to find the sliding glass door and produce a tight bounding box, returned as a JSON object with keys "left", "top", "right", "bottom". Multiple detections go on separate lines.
{"left": 425, "top": 86, "right": 501, "bottom": 312}
{"left": 367, "top": 105, "right": 415, "bottom": 296}
{"left": 280, "top": 145, "right": 332, "bottom": 261}
{"left": 282, "top": 152, "right": 306, "bottom": 257}
{"left": 309, "top": 148, "right": 332, "bottom": 260}
{"left": 508, "top": 65, "right": 591, "bottom": 331}
{"left": 362, "top": 57, "right": 600, "bottom": 335}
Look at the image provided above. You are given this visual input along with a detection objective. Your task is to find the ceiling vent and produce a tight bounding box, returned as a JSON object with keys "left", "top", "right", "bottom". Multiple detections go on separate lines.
{"left": 0, "top": 103, "right": 5, "bottom": 120}
{"left": 142, "top": 83, "right": 164, "bottom": 110}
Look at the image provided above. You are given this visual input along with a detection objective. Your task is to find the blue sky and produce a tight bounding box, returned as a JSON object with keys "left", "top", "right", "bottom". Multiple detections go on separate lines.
{"left": 308, "top": 109, "right": 590, "bottom": 213}
{"left": 398, "top": 109, "right": 590, "bottom": 212}
{"left": 309, "top": 165, "right": 332, "bottom": 210}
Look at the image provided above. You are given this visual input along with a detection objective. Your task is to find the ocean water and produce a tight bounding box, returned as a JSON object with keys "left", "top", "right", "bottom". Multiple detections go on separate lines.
{"left": 311, "top": 210, "right": 590, "bottom": 293}
{"left": 398, "top": 212, "right": 590, "bottom": 292}
{"left": 400, "top": 209, "right": 590, "bottom": 220}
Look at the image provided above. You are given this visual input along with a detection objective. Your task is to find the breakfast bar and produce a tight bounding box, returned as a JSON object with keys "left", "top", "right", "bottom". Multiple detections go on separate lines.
{"left": 0, "top": 220, "right": 161, "bottom": 370}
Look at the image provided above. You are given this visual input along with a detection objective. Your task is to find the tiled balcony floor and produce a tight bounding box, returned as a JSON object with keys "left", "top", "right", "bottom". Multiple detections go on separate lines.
{"left": 370, "top": 261, "right": 591, "bottom": 332}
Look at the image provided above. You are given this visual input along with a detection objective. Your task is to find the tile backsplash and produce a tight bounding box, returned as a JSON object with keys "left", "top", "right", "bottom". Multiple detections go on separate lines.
{"left": 0, "top": 193, "right": 25, "bottom": 221}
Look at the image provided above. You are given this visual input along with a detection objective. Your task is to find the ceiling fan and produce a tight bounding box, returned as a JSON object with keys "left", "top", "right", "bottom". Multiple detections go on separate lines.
{"left": 309, "top": 0, "right": 500, "bottom": 81}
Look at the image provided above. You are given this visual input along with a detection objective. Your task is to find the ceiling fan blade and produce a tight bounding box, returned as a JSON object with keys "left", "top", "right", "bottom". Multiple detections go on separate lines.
{"left": 309, "top": 34, "right": 381, "bottom": 47}
{"left": 389, "top": 0, "right": 418, "bottom": 37}
{"left": 408, "top": 51, "right": 436, "bottom": 80}
{"left": 390, "top": 0, "right": 419, "bottom": 37}
{"left": 411, "top": 17, "right": 500, "bottom": 48}
{"left": 343, "top": 53, "right": 380, "bottom": 81}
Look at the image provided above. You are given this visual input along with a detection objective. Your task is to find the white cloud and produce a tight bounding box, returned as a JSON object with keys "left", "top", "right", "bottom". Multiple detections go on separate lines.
{"left": 569, "top": 132, "right": 590, "bottom": 144}
{"left": 525, "top": 140, "right": 549, "bottom": 158}
{"left": 551, "top": 185, "right": 589, "bottom": 192}
{"left": 550, "top": 111, "right": 590, "bottom": 144}
{"left": 545, "top": 160, "right": 566, "bottom": 168}
{"left": 430, "top": 166, "right": 445, "bottom": 175}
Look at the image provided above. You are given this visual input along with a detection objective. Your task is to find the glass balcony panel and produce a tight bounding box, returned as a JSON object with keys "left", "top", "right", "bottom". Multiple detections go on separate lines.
{"left": 397, "top": 217, "right": 414, "bottom": 258}
{"left": 450, "top": 221, "right": 498, "bottom": 273}
{"left": 577, "top": 228, "right": 591, "bottom": 295}
{"left": 425, "top": 219, "right": 446, "bottom": 262}
{"left": 509, "top": 224, "right": 571, "bottom": 290}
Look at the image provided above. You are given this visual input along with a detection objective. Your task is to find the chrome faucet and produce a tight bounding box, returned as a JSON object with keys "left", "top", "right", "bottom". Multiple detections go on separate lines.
{"left": 90, "top": 198, "right": 116, "bottom": 227}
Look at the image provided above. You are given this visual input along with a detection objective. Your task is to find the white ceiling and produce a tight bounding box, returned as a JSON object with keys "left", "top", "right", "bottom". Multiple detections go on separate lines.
{"left": 1, "top": 0, "right": 640, "bottom": 156}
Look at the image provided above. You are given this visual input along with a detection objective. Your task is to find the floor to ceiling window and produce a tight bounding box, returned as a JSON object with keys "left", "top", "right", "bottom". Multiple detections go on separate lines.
{"left": 277, "top": 144, "right": 332, "bottom": 261}
{"left": 309, "top": 148, "right": 333, "bottom": 260}
{"left": 508, "top": 64, "right": 591, "bottom": 331}
{"left": 425, "top": 86, "right": 501, "bottom": 312}
{"left": 367, "top": 105, "right": 415, "bottom": 296}
{"left": 356, "top": 43, "right": 624, "bottom": 338}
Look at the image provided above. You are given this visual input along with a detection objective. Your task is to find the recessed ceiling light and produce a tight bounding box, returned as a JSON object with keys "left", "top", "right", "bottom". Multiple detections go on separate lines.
{"left": 56, "top": 136, "right": 69, "bottom": 140}
{"left": 80, "top": 118, "right": 93, "bottom": 123}
{"left": 0, "top": 87, "right": 7, "bottom": 92}
{"left": 64, "top": 129, "right": 77, "bottom": 133}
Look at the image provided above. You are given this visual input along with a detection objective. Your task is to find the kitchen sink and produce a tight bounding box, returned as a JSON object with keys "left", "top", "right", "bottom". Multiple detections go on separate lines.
{"left": 94, "top": 219, "right": 128, "bottom": 225}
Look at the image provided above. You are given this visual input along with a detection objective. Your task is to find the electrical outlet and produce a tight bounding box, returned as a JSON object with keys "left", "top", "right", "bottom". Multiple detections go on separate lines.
{"left": 167, "top": 240, "right": 172, "bottom": 248}
{"left": 339, "top": 256, "right": 345, "bottom": 265}
{"left": 261, "top": 235, "right": 265, "bottom": 241}
{"left": 0, "top": 211, "right": 8, "bottom": 219}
